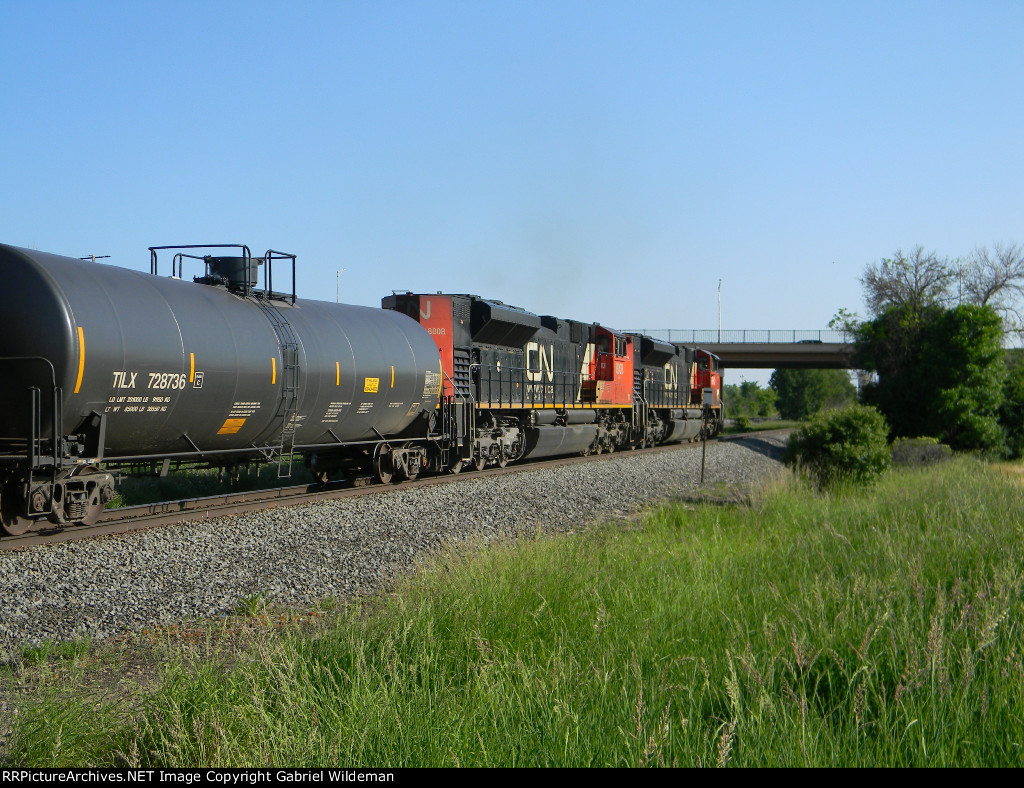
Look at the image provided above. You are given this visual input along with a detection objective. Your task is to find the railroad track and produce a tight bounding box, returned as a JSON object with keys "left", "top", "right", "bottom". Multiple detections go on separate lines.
{"left": 0, "top": 430, "right": 789, "bottom": 551}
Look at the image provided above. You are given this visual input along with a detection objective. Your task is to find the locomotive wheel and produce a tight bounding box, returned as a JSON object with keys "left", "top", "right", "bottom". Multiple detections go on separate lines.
{"left": 448, "top": 460, "right": 464, "bottom": 474}
{"left": 473, "top": 456, "right": 487, "bottom": 472}
{"left": 0, "top": 489, "right": 33, "bottom": 537}
{"left": 374, "top": 444, "right": 395, "bottom": 484}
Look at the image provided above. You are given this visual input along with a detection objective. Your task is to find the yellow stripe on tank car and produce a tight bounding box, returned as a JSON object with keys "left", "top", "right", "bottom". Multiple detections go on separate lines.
{"left": 391, "top": 365, "right": 395, "bottom": 389}
{"left": 74, "top": 327, "right": 85, "bottom": 394}
{"left": 189, "top": 353, "right": 195, "bottom": 383}
{"left": 272, "top": 357, "right": 277, "bottom": 385}
{"left": 336, "top": 361, "right": 340, "bottom": 386}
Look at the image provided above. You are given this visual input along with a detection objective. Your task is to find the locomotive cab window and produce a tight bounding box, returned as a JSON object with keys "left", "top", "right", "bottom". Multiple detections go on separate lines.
{"left": 614, "top": 337, "right": 627, "bottom": 357}
{"left": 597, "top": 335, "right": 611, "bottom": 353}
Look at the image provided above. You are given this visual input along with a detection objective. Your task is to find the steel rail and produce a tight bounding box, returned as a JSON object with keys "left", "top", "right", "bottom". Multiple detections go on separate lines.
{"left": 0, "top": 430, "right": 788, "bottom": 551}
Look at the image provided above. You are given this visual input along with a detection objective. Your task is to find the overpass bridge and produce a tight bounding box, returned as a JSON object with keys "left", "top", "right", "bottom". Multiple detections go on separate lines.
{"left": 626, "top": 329, "right": 855, "bottom": 369}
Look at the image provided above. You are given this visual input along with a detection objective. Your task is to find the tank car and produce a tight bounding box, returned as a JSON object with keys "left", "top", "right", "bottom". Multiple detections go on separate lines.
{"left": 0, "top": 243, "right": 443, "bottom": 535}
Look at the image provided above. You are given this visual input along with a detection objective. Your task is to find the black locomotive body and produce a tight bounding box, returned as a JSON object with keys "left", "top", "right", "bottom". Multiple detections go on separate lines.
{"left": 383, "top": 292, "right": 722, "bottom": 471}
{"left": 0, "top": 243, "right": 723, "bottom": 536}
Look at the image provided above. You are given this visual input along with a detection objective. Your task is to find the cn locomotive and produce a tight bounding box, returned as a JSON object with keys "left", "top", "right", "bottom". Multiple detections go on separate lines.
{"left": 0, "top": 243, "right": 722, "bottom": 536}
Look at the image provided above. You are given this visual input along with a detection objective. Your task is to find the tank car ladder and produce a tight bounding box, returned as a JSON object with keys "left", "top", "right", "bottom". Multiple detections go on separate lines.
{"left": 254, "top": 300, "right": 301, "bottom": 478}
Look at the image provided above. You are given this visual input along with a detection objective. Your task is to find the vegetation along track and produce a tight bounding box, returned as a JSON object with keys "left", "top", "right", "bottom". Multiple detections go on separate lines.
{"left": 0, "top": 431, "right": 788, "bottom": 551}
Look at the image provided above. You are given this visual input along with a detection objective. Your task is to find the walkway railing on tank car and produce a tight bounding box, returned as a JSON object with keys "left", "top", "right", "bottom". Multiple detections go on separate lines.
{"left": 263, "top": 249, "right": 297, "bottom": 305}
{"left": 149, "top": 245, "right": 298, "bottom": 304}
{"left": 150, "top": 244, "right": 255, "bottom": 293}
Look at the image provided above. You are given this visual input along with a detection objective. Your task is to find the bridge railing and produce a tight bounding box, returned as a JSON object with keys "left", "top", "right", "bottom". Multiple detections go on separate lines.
{"left": 625, "top": 329, "right": 855, "bottom": 344}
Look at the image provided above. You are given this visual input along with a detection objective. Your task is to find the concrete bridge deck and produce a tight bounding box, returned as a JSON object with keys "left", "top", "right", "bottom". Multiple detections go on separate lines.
{"left": 626, "top": 329, "right": 854, "bottom": 369}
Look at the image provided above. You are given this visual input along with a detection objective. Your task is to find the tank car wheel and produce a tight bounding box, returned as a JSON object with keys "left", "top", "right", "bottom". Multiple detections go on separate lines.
{"left": 448, "top": 460, "right": 464, "bottom": 474}
{"left": 0, "top": 489, "right": 33, "bottom": 537}
{"left": 79, "top": 500, "right": 106, "bottom": 527}
{"left": 401, "top": 443, "right": 421, "bottom": 482}
{"left": 373, "top": 444, "right": 396, "bottom": 484}
{"left": 71, "top": 465, "right": 109, "bottom": 526}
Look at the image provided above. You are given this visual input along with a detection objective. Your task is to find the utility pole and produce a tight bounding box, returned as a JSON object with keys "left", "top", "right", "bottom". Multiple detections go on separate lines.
{"left": 336, "top": 268, "right": 346, "bottom": 303}
{"left": 717, "top": 279, "right": 722, "bottom": 342}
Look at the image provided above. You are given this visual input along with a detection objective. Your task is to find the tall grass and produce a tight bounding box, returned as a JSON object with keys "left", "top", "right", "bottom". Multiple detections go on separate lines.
{"left": 6, "top": 458, "right": 1023, "bottom": 766}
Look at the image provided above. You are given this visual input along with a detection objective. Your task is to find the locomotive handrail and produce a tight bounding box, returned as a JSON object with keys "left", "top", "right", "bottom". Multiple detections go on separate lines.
{"left": 479, "top": 362, "right": 589, "bottom": 409}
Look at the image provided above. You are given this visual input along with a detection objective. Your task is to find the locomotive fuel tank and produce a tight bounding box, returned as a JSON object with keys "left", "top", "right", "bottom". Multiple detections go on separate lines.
{"left": 0, "top": 244, "right": 442, "bottom": 463}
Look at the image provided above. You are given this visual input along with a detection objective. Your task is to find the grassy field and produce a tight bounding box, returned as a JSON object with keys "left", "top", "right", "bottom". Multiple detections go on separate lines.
{"left": 723, "top": 418, "right": 803, "bottom": 434}
{"left": 4, "top": 458, "right": 1023, "bottom": 766}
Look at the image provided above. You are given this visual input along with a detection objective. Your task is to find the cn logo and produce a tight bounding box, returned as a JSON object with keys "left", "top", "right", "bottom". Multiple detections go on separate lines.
{"left": 663, "top": 363, "right": 678, "bottom": 390}
{"left": 406, "top": 300, "right": 432, "bottom": 320}
{"left": 526, "top": 342, "right": 554, "bottom": 382}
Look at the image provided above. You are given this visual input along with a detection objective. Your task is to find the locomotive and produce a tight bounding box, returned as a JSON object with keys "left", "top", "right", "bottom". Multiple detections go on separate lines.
{"left": 0, "top": 243, "right": 722, "bottom": 536}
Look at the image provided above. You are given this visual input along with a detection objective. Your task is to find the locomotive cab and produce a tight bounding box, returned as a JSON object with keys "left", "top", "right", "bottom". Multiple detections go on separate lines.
{"left": 692, "top": 349, "right": 722, "bottom": 408}
{"left": 583, "top": 327, "right": 633, "bottom": 405}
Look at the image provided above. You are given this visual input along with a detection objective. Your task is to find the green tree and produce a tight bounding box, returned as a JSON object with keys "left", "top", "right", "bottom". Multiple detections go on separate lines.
{"left": 768, "top": 368, "right": 856, "bottom": 420}
{"left": 855, "top": 303, "right": 1006, "bottom": 451}
{"left": 1001, "top": 351, "right": 1024, "bottom": 459}
{"left": 722, "top": 380, "right": 776, "bottom": 418}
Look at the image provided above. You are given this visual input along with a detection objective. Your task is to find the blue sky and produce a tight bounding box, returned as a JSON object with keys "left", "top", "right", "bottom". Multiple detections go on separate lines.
{"left": 3, "top": 1, "right": 1022, "bottom": 382}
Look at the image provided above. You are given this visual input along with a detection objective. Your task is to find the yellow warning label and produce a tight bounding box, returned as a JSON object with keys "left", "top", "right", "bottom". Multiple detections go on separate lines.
{"left": 217, "top": 418, "right": 247, "bottom": 435}
{"left": 364, "top": 377, "right": 380, "bottom": 393}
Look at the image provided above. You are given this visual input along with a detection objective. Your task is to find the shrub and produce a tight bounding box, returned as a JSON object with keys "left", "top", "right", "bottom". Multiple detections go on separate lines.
{"left": 784, "top": 405, "right": 891, "bottom": 490}
{"left": 891, "top": 436, "right": 953, "bottom": 467}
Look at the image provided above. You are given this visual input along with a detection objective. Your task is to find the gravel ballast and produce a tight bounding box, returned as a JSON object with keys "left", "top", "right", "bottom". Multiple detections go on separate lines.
{"left": 0, "top": 436, "right": 786, "bottom": 655}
